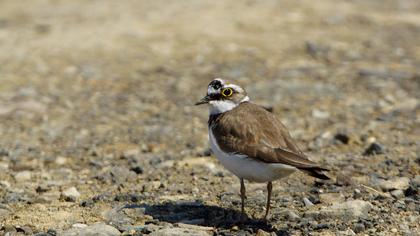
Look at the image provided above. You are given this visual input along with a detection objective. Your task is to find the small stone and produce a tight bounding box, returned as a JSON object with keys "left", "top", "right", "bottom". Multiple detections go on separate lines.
{"left": 80, "top": 199, "right": 95, "bottom": 207}
{"left": 72, "top": 223, "right": 88, "bottom": 228}
{"left": 312, "top": 109, "right": 330, "bottom": 119}
{"left": 47, "top": 229, "right": 58, "bottom": 236}
{"left": 3, "top": 225, "right": 17, "bottom": 233}
{"left": 391, "top": 228, "right": 398, "bottom": 233}
{"left": 0, "top": 208, "right": 11, "bottom": 220}
{"left": 61, "top": 187, "right": 81, "bottom": 202}
{"left": 14, "top": 171, "right": 32, "bottom": 182}
{"left": 354, "top": 189, "right": 362, "bottom": 198}
{"left": 55, "top": 156, "right": 67, "bottom": 165}
{"left": 35, "top": 191, "right": 61, "bottom": 204}
{"left": 256, "top": 229, "right": 271, "bottom": 236}
{"left": 305, "top": 200, "right": 373, "bottom": 220}
{"left": 319, "top": 193, "right": 345, "bottom": 204}
{"left": 378, "top": 177, "right": 410, "bottom": 191}
{"left": 303, "top": 197, "right": 314, "bottom": 207}
{"left": 0, "top": 180, "right": 11, "bottom": 188}
{"left": 129, "top": 166, "right": 143, "bottom": 174}
{"left": 411, "top": 175, "right": 420, "bottom": 187}
{"left": 286, "top": 210, "right": 301, "bottom": 221}
{"left": 334, "top": 133, "right": 350, "bottom": 144}
{"left": 149, "top": 227, "right": 211, "bottom": 236}
{"left": 363, "top": 142, "right": 385, "bottom": 156}
{"left": 16, "top": 225, "right": 33, "bottom": 234}
{"left": 62, "top": 222, "right": 120, "bottom": 236}
{"left": 353, "top": 223, "right": 365, "bottom": 233}
{"left": 390, "top": 189, "right": 404, "bottom": 199}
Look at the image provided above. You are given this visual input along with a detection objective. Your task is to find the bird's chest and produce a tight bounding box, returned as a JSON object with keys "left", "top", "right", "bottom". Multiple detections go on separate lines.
{"left": 209, "top": 128, "right": 270, "bottom": 182}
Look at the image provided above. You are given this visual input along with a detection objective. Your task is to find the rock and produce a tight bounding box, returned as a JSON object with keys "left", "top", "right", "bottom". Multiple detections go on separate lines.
{"left": 175, "top": 223, "right": 214, "bottom": 232}
{"left": 363, "top": 143, "right": 385, "bottom": 155}
{"left": 0, "top": 208, "right": 11, "bottom": 220}
{"left": 378, "top": 177, "right": 410, "bottom": 191}
{"left": 150, "top": 227, "right": 211, "bottom": 236}
{"left": 312, "top": 109, "right": 330, "bottom": 119}
{"left": 61, "top": 222, "right": 120, "bottom": 236}
{"left": 72, "top": 223, "right": 88, "bottom": 228}
{"left": 412, "top": 175, "right": 420, "bottom": 187}
{"left": 334, "top": 133, "right": 350, "bottom": 144}
{"left": 352, "top": 223, "right": 365, "bottom": 233}
{"left": 305, "top": 41, "right": 330, "bottom": 59}
{"left": 55, "top": 156, "right": 67, "bottom": 165}
{"left": 0, "top": 180, "right": 11, "bottom": 189}
{"left": 61, "top": 187, "right": 81, "bottom": 202}
{"left": 35, "top": 191, "right": 61, "bottom": 204}
{"left": 390, "top": 189, "right": 404, "bottom": 199}
{"left": 286, "top": 210, "right": 301, "bottom": 221}
{"left": 102, "top": 206, "right": 134, "bottom": 231}
{"left": 303, "top": 197, "right": 314, "bottom": 207}
{"left": 305, "top": 200, "right": 373, "bottom": 220}
{"left": 2, "top": 225, "right": 17, "bottom": 233}
{"left": 256, "top": 229, "right": 271, "bottom": 236}
{"left": 129, "top": 166, "right": 143, "bottom": 174}
{"left": 16, "top": 225, "right": 33, "bottom": 234}
{"left": 319, "top": 193, "right": 345, "bottom": 204}
{"left": 14, "top": 171, "right": 32, "bottom": 182}
{"left": 96, "top": 166, "right": 137, "bottom": 184}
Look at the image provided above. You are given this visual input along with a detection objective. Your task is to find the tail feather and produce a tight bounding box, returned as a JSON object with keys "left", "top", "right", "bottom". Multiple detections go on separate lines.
{"left": 300, "top": 167, "right": 330, "bottom": 180}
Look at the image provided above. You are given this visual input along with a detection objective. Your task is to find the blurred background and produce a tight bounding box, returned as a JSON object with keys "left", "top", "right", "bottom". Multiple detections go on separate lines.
{"left": 0, "top": 0, "right": 419, "bottom": 235}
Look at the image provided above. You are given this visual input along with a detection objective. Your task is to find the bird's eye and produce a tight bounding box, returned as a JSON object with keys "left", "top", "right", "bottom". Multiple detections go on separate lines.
{"left": 222, "top": 88, "right": 233, "bottom": 97}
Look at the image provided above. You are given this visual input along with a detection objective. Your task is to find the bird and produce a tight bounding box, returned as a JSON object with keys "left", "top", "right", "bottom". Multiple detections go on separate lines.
{"left": 195, "top": 78, "right": 329, "bottom": 220}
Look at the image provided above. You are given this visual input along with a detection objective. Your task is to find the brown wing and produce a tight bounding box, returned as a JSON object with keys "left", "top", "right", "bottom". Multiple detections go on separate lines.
{"left": 211, "top": 102, "right": 329, "bottom": 179}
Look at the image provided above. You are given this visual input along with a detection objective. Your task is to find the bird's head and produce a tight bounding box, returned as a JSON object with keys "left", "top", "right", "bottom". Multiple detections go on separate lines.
{"left": 195, "top": 78, "right": 249, "bottom": 115}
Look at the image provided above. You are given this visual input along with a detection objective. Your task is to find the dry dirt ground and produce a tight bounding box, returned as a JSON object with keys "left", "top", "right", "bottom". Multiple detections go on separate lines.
{"left": 0, "top": 0, "right": 419, "bottom": 235}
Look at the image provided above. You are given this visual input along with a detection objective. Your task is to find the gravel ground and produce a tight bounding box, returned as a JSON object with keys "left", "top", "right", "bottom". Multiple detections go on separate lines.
{"left": 0, "top": 0, "right": 419, "bottom": 235}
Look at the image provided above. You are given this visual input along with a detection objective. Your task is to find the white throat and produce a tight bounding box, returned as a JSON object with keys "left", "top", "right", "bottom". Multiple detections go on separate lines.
{"left": 208, "top": 96, "right": 249, "bottom": 115}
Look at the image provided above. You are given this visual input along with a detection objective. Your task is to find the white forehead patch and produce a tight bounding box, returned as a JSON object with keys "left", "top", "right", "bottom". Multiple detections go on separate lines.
{"left": 224, "top": 84, "right": 244, "bottom": 93}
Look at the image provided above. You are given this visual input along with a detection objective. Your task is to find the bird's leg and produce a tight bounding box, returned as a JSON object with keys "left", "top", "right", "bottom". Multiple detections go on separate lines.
{"left": 240, "top": 178, "right": 246, "bottom": 218}
{"left": 264, "top": 181, "right": 272, "bottom": 220}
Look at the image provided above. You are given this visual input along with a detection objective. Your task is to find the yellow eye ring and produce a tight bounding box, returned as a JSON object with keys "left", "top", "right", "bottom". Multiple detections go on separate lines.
{"left": 222, "top": 88, "right": 233, "bottom": 97}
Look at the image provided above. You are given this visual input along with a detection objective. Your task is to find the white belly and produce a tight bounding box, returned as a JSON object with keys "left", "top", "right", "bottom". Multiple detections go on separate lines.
{"left": 209, "top": 129, "right": 297, "bottom": 183}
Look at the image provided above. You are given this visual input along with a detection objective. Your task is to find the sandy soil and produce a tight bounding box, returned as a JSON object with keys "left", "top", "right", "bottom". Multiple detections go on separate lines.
{"left": 0, "top": 0, "right": 419, "bottom": 235}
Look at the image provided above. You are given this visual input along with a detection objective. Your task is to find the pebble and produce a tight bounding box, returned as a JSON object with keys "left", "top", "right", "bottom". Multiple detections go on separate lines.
{"left": 0, "top": 180, "right": 11, "bottom": 188}
{"left": 149, "top": 227, "right": 212, "bottom": 236}
{"left": 411, "top": 175, "right": 420, "bottom": 187}
{"left": 334, "top": 133, "right": 350, "bottom": 144}
{"left": 363, "top": 142, "right": 385, "bottom": 155}
{"left": 390, "top": 189, "right": 404, "bottom": 199}
{"left": 319, "top": 193, "right": 345, "bottom": 204}
{"left": 286, "top": 210, "right": 301, "bottom": 221}
{"left": 14, "top": 171, "right": 32, "bottom": 182}
{"left": 16, "top": 225, "right": 33, "bottom": 234}
{"left": 61, "top": 187, "right": 81, "bottom": 202}
{"left": 312, "top": 109, "right": 330, "bottom": 119}
{"left": 305, "top": 200, "right": 373, "bottom": 220}
{"left": 0, "top": 208, "right": 11, "bottom": 220}
{"left": 352, "top": 223, "right": 365, "bottom": 233}
{"left": 97, "top": 166, "right": 137, "bottom": 184}
{"left": 378, "top": 177, "right": 410, "bottom": 191}
{"left": 35, "top": 191, "right": 61, "bottom": 204}
{"left": 256, "top": 229, "right": 271, "bottom": 236}
{"left": 129, "top": 166, "right": 144, "bottom": 174}
{"left": 303, "top": 197, "right": 314, "bottom": 207}
{"left": 61, "top": 222, "right": 120, "bottom": 236}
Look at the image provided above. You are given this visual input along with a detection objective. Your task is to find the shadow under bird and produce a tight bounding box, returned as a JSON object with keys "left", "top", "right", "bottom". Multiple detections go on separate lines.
{"left": 195, "top": 78, "right": 330, "bottom": 220}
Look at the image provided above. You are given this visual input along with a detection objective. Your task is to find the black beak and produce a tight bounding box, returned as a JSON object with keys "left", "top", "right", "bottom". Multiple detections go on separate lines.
{"left": 195, "top": 95, "right": 211, "bottom": 105}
